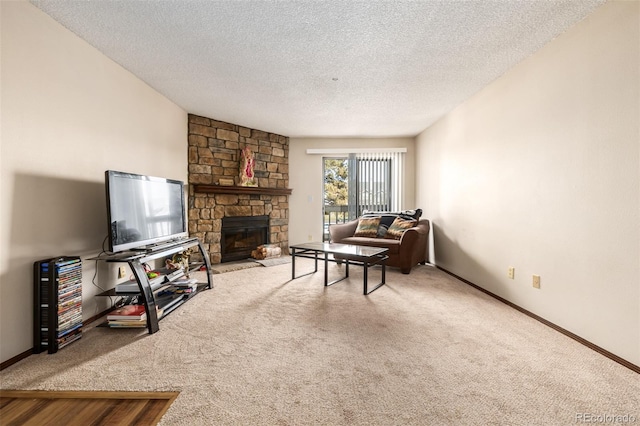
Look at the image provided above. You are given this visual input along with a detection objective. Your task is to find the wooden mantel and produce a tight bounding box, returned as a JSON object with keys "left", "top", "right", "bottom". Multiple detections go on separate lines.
{"left": 192, "top": 184, "right": 292, "bottom": 196}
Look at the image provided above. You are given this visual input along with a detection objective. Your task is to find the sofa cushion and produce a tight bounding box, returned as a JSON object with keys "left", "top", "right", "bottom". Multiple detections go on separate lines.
{"left": 377, "top": 224, "right": 389, "bottom": 238}
{"left": 385, "top": 217, "right": 417, "bottom": 240}
{"left": 362, "top": 209, "right": 422, "bottom": 237}
{"left": 353, "top": 216, "right": 381, "bottom": 237}
{"left": 340, "top": 236, "right": 401, "bottom": 255}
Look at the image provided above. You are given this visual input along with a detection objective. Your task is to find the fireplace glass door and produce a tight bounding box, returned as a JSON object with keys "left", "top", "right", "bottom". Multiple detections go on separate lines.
{"left": 221, "top": 215, "right": 269, "bottom": 262}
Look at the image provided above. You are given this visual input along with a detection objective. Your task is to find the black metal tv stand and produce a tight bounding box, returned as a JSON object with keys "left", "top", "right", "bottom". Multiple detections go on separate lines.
{"left": 95, "top": 237, "right": 213, "bottom": 334}
{"left": 129, "top": 237, "right": 190, "bottom": 253}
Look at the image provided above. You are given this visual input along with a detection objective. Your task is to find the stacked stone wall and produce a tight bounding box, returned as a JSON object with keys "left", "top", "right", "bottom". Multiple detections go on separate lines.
{"left": 187, "top": 114, "right": 289, "bottom": 263}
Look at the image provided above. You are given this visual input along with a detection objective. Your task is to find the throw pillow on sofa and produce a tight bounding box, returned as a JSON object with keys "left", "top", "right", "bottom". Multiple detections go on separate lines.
{"left": 385, "top": 217, "right": 417, "bottom": 240}
{"left": 377, "top": 224, "right": 389, "bottom": 238}
{"left": 362, "top": 209, "right": 422, "bottom": 238}
{"left": 354, "top": 216, "right": 381, "bottom": 237}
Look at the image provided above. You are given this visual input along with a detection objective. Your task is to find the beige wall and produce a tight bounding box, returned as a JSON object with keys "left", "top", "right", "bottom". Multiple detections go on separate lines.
{"left": 289, "top": 138, "right": 416, "bottom": 245}
{"left": 416, "top": 1, "right": 639, "bottom": 365}
{"left": 0, "top": 2, "right": 187, "bottom": 363}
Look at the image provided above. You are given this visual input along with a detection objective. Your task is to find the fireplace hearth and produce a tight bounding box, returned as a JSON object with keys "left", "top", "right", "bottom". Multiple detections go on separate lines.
{"left": 221, "top": 215, "right": 269, "bottom": 263}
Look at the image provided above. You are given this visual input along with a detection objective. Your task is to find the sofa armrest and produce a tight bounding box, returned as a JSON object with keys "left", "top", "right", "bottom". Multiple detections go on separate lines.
{"left": 329, "top": 219, "right": 359, "bottom": 243}
{"left": 399, "top": 219, "right": 430, "bottom": 243}
{"left": 397, "top": 219, "right": 430, "bottom": 269}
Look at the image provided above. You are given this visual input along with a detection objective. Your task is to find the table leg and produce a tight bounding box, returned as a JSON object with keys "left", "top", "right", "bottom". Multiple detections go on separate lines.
{"left": 325, "top": 254, "right": 349, "bottom": 287}
{"left": 324, "top": 252, "right": 329, "bottom": 286}
{"left": 363, "top": 254, "right": 387, "bottom": 295}
{"left": 291, "top": 248, "right": 296, "bottom": 280}
{"left": 290, "top": 248, "right": 320, "bottom": 280}
{"left": 382, "top": 260, "right": 386, "bottom": 284}
{"left": 363, "top": 260, "right": 368, "bottom": 295}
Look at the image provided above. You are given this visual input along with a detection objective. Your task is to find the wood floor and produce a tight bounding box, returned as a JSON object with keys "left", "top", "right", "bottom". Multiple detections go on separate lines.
{"left": 0, "top": 390, "right": 179, "bottom": 426}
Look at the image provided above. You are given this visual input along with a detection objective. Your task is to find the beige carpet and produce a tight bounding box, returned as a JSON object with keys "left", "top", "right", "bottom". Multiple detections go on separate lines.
{"left": 1, "top": 259, "right": 638, "bottom": 425}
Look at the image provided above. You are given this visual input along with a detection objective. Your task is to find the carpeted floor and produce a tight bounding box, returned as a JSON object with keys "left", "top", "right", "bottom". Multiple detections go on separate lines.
{"left": 1, "top": 259, "right": 638, "bottom": 425}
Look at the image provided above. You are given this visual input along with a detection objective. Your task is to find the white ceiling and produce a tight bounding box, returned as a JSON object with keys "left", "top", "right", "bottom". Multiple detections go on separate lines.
{"left": 31, "top": 0, "right": 605, "bottom": 138}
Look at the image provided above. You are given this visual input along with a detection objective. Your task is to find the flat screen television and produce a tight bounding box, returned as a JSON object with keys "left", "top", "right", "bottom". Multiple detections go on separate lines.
{"left": 105, "top": 170, "right": 188, "bottom": 253}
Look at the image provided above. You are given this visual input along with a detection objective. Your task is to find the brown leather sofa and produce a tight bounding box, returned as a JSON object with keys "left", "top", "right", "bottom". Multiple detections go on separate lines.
{"left": 328, "top": 215, "right": 430, "bottom": 274}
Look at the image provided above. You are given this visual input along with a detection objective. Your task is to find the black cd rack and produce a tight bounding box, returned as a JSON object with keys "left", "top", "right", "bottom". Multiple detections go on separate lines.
{"left": 33, "top": 257, "right": 83, "bottom": 354}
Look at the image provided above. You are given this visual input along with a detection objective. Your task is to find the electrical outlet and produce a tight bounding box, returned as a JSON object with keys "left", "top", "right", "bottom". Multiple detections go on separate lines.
{"left": 118, "top": 266, "right": 126, "bottom": 279}
{"left": 532, "top": 274, "right": 541, "bottom": 289}
{"left": 308, "top": 234, "right": 313, "bottom": 241}
{"left": 508, "top": 267, "right": 515, "bottom": 279}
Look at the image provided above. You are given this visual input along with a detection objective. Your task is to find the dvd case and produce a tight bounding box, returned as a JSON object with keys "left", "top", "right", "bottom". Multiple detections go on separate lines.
{"left": 33, "top": 257, "right": 82, "bottom": 354}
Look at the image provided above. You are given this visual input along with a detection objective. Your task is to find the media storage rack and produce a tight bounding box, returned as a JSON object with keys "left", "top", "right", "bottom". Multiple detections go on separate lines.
{"left": 94, "top": 237, "right": 213, "bottom": 334}
{"left": 33, "top": 256, "right": 83, "bottom": 354}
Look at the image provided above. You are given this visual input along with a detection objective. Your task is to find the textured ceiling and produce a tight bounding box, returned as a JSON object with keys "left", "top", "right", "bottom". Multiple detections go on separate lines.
{"left": 31, "top": 0, "right": 605, "bottom": 138}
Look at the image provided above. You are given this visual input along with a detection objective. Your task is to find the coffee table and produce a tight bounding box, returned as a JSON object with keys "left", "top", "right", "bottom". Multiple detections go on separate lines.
{"left": 289, "top": 242, "right": 389, "bottom": 295}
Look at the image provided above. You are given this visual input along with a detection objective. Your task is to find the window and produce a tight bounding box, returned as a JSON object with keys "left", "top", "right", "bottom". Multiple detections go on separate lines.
{"left": 316, "top": 149, "right": 406, "bottom": 241}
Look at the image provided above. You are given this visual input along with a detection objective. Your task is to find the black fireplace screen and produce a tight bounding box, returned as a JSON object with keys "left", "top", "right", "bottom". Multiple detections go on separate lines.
{"left": 221, "top": 215, "right": 269, "bottom": 263}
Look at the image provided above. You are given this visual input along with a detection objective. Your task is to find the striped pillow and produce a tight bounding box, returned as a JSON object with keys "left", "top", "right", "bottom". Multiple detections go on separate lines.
{"left": 384, "top": 217, "right": 417, "bottom": 240}
{"left": 354, "top": 216, "right": 381, "bottom": 237}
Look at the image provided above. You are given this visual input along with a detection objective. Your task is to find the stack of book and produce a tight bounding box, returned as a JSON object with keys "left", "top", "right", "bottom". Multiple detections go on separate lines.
{"left": 172, "top": 277, "right": 198, "bottom": 295}
{"left": 107, "top": 304, "right": 161, "bottom": 328}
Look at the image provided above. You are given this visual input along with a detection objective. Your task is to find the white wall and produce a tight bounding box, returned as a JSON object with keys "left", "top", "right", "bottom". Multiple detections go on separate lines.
{"left": 0, "top": 2, "right": 187, "bottom": 363}
{"left": 416, "top": 1, "right": 639, "bottom": 365}
{"left": 289, "top": 138, "right": 416, "bottom": 246}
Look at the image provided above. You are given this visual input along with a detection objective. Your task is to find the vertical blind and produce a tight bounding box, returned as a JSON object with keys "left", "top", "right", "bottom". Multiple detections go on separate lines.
{"left": 345, "top": 150, "right": 405, "bottom": 217}
{"left": 349, "top": 152, "right": 404, "bottom": 216}
{"left": 309, "top": 147, "right": 407, "bottom": 230}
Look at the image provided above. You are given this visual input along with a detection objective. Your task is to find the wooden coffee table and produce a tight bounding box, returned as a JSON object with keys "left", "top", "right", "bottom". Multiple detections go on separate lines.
{"left": 289, "top": 242, "right": 389, "bottom": 295}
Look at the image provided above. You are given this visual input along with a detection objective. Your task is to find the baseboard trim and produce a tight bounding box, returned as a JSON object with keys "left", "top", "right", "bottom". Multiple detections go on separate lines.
{"left": 0, "top": 350, "right": 32, "bottom": 371}
{"left": 0, "top": 307, "right": 114, "bottom": 371}
{"left": 437, "top": 266, "right": 639, "bottom": 375}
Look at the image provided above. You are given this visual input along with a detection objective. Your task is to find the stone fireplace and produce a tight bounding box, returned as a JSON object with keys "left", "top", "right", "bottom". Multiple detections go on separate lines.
{"left": 187, "top": 114, "right": 291, "bottom": 264}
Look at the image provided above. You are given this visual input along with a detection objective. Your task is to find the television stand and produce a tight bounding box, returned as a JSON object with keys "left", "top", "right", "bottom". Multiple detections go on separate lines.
{"left": 129, "top": 237, "right": 190, "bottom": 252}
{"left": 95, "top": 237, "right": 213, "bottom": 334}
